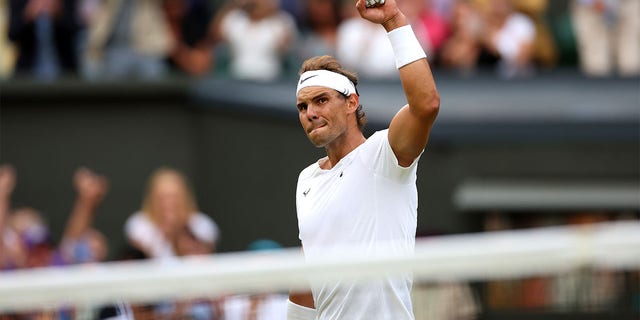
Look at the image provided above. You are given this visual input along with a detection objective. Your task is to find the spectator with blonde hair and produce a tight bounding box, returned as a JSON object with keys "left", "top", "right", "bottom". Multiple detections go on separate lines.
{"left": 124, "top": 167, "right": 219, "bottom": 259}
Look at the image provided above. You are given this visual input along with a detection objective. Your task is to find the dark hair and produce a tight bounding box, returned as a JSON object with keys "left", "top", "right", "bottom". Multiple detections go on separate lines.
{"left": 299, "top": 55, "right": 367, "bottom": 131}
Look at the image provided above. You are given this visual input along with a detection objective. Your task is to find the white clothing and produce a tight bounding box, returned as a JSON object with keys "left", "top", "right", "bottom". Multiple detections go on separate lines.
{"left": 336, "top": 19, "right": 398, "bottom": 79}
{"left": 223, "top": 294, "right": 288, "bottom": 320}
{"left": 296, "top": 130, "right": 420, "bottom": 320}
{"left": 220, "top": 9, "right": 296, "bottom": 81}
{"left": 124, "top": 211, "right": 219, "bottom": 258}
{"left": 494, "top": 13, "right": 536, "bottom": 63}
{"left": 571, "top": 0, "right": 640, "bottom": 76}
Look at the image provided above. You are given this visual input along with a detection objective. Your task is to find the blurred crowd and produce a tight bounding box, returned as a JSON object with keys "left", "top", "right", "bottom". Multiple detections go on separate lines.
{"left": 1, "top": 0, "right": 638, "bottom": 82}
{"left": 0, "top": 164, "right": 290, "bottom": 320}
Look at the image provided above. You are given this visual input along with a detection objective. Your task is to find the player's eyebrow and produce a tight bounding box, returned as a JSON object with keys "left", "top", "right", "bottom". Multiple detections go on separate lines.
{"left": 297, "top": 91, "right": 334, "bottom": 110}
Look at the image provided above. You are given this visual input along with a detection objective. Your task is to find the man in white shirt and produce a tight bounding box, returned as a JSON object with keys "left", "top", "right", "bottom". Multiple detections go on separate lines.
{"left": 287, "top": 1, "right": 440, "bottom": 319}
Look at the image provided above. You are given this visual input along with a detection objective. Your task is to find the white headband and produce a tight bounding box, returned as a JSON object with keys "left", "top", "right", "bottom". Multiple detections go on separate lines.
{"left": 296, "top": 70, "right": 357, "bottom": 96}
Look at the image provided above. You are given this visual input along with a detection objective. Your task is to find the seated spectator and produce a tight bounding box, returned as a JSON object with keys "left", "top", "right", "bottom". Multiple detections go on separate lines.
{"left": 173, "top": 224, "right": 216, "bottom": 257}
{"left": 7, "top": 206, "right": 61, "bottom": 269}
{"left": 399, "top": 0, "right": 451, "bottom": 59}
{"left": 0, "top": 165, "right": 19, "bottom": 270}
{"left": 482, "top": 0, "right": 537, "bottom": 78}
{"left": 513, "top": 0, "right": 557, "bottom": 69}
{"left": 570, "top": 0, "right": 639, "bottom": 77}
{"left": 222, "top": 239, "right": 288, "bottom": 320}
{"left": 8, "top": 0, "right": 81, "bottom": 80}
{"left": 335, "top": 0, "right": 397, "bottom": 79}
{"left": 295, "top": 0, "right": 342, "bottom": 61}
{"left": 83, "top": 0, "right": 173, "bottom": 80}
{"left": 0, "top": 0, "right": 17, "bottom": 79}
{"left": 213, "top": 0, "right": 297, "bottom": 81}
{"left": 124, "top": 167, "right": 219, "bottom": 259}
{"left": 0, "top": 166, "right": 109, "bottom": 270}
{"left": 439, "top": 0, "right": 484, "bottom": 76}
{"left": 58, "top": 167, "right": 109, "bottom": 265}
{"left": 163, "top": 0, "right": 217, "bottom": 77}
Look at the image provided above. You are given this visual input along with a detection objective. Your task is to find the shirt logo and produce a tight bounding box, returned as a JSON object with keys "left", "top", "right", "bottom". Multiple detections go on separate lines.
{"left": 303, "top": 188, "right": 311, "bottom": 196}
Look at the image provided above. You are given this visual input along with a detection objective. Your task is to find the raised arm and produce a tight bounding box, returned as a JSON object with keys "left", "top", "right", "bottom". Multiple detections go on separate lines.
{"left": 356, "top": 0, "right": 440, "bottom": 167}
{"left": 62, "top": 167, "right": 108, "bottom": 241}
{"left": 0, "top": 165, "right": 17, "bottom": 268}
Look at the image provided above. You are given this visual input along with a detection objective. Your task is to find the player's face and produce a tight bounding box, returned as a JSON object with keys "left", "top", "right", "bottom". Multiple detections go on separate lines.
{"left": 296, "top": 87, "right": 350, "bottom": 147}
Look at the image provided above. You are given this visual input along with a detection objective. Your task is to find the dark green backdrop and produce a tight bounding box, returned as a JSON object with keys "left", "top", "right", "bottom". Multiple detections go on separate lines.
{"left": 1, "top": 75, "right": 638, "bottom": 257}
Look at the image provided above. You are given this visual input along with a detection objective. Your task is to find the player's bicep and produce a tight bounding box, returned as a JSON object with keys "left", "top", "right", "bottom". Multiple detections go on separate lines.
{"left": 388, "top": 104, "right": 437, "bottom": 167}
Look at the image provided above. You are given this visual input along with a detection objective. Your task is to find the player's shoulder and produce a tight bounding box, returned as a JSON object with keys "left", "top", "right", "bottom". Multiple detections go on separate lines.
{"left": 367, "top": 129, "right": 388, "bottom": 141}
{"left": 361, "top": 129, "right": 389, "bottom": 150}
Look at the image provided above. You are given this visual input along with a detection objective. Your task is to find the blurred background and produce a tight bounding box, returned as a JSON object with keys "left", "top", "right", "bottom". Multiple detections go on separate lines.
{"left": 0, "top": 0, "right": 638, "bottom": 319}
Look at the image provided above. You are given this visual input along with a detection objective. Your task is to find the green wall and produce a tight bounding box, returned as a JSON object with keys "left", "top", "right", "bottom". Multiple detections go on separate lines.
{"left": 1, "top": 77, "right": 638, "bottom": 257}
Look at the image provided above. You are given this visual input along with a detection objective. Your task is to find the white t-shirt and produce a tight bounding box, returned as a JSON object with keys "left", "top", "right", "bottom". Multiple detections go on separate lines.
{"left": 220, "top": 9, "right": 296, "bottom": 81}
{"left": 494, "top": 13, "right": 536, "bottom": 62}
{"left": 336, "top": 19, "right": 398, "bottom": 79}
{"left": 124, "top": 211, "right": 219, "bottom": 258}
{"left": 296, "top": 130, "right": 419, "bottom": 320}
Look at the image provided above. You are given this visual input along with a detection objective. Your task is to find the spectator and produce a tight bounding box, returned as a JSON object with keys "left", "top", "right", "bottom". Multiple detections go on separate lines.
{"left": 58, "top": 167, "right": 109, "bottom": 265}
{"left": 151, "top": 225, "right": 225, "bottom": 320}
{"left": 124, "top": 167, "right": 219, "bottom": 259}
{"left": 296, "top": 0, "right": 342, "bottom": 61}
{"left": 83, "top": 0, "right": 173, "bottom": 80}
{"left": 222, "top": 239, "right": 288, "bottom": 320}
{"left": 570, "top": 0, "right": 639, "bottom": 77}
{"left": 0, "top": 0, "right": 17, "bottom": 79}
{"left": 513, "top": 0, "right": 558, "bottom": 69}
{"left": 335, "top": 0, "right": 397, "bottom": 79}
{"left": 213, "top": 0, "right": 297, "bottom": 81}
{"left": 0, "top": 166, "right": 109, "bottom": 270}
{"left": 280, "top": 0, "right": 305, "bottom": 23}
{"left": 439, "top": 0, "right": 484, "bottom": 75}
{"left": 173, "top": 224, "right": 216, "bottom": 257}
{"left": 8, "top": 0, "right": 81, "bottom": 80}
{"left": 482, "top": 0, "right": 537, "bottom": 78}
{"left": 1, "top": 165, "right": 25, "bottom": 270}
{"left": 8, "top": 207, "right": 62, "bottom": 269}
{"left": 164, "top": 0, "right": 217, "bottom": 77}
{"left": 399, "top": 0, "right": 451, "bottom": 59}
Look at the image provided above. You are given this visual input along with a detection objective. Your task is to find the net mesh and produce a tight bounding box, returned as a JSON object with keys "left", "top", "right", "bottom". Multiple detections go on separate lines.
{"left": 1, "top": 221, "right": 639, "bottom": 319}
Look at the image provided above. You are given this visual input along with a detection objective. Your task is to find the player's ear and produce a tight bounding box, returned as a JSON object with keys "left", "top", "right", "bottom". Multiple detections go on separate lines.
{"left": 346, "top": 94, "right": 359, "bottom": 113}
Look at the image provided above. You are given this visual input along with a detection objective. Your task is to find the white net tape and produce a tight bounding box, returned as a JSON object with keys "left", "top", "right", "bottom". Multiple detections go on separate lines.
{"left": 1, "top": 221, "right": 639, "bottom": 313}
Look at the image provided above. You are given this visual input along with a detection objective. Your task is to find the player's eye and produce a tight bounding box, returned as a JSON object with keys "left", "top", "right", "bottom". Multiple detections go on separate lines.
{"left": 297, "top": 103, "right": 307, "bottom": 111}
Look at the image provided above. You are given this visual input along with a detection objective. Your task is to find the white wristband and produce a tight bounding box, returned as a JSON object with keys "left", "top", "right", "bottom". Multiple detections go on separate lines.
{"left": 286, "top": 300, "right": 317, "bottom": 320}
{"left": 387, "top": 25, "right": 427, "bottom": 69}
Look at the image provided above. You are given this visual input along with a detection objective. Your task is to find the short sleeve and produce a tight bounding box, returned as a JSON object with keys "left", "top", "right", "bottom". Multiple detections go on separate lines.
{"left": 189, "top": 213, "right": 220, "bottom": 244}
{"left": 124, "top": 212, "right": 157, "bottom": 248}
{"left": 359, "top": 130, "right": 420, "bottom": 184}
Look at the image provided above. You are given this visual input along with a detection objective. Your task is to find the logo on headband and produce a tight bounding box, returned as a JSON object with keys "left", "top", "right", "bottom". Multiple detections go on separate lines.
{"left": 299, "top": 74, "right": 319, "bottom": 85}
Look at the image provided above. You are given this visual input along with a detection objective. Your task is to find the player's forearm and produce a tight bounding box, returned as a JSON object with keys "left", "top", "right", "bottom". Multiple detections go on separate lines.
{"left": 384, "top": 13, "right": 439, "bottom": 120}
{"left": 399, "top": 59, "right": 440, "bottom": 121}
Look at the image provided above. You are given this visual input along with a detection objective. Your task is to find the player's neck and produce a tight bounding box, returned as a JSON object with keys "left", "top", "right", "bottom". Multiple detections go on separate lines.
{"left": 321, "top": 131, "right": 366, "bottom": 170}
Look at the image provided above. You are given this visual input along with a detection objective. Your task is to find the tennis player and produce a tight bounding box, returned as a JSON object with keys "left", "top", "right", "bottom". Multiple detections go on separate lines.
{"left": 287, "top": 0, "right": 440, "bottom": 319}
